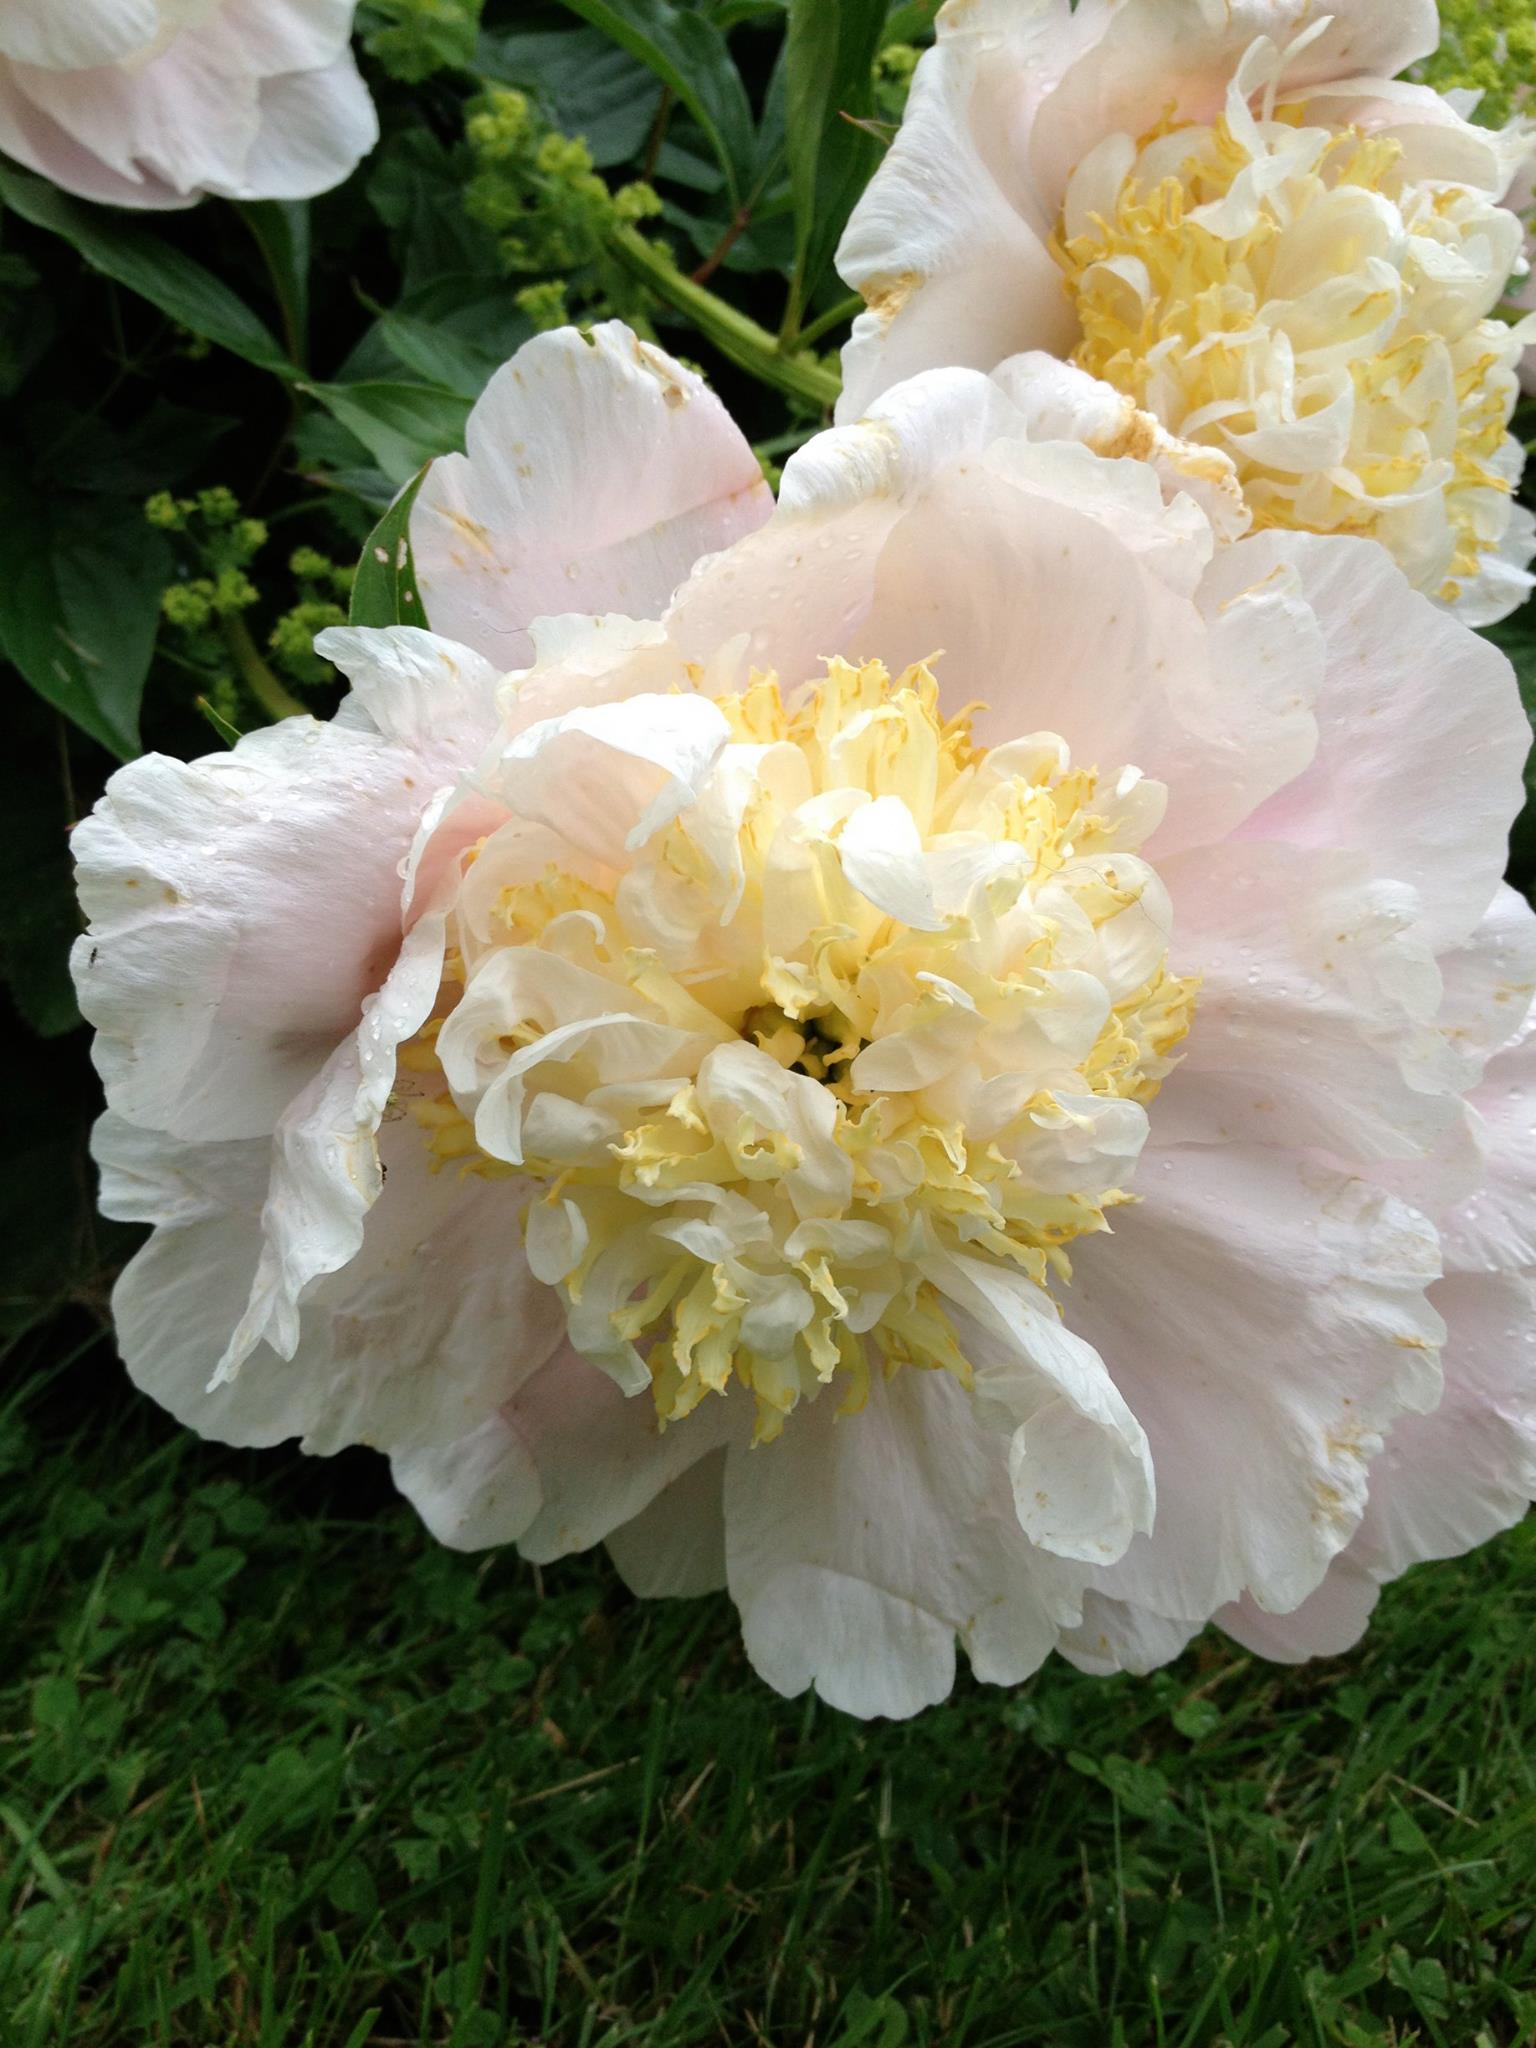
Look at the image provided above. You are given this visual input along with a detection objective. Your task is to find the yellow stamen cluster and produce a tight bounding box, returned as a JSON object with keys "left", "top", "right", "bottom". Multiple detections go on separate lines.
{"left": 1056, "top": 115, "right": 1526, "bottom": 603}
{"left": 401, "top": 661, "right": 1197, "bottom": 1443}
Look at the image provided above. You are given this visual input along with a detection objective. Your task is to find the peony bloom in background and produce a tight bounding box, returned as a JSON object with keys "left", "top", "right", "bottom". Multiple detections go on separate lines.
{"left": 0, "top": 0, "right": 377, "bottom": 207}
{"left": 1506, "top": 160, "right": 1536, "bottom": 392}
{"left": 837, "top": 0, "right": 1536, "bottom": 626}
{"left": 73, "top": 323, "right": 1536, "bottom": 1718}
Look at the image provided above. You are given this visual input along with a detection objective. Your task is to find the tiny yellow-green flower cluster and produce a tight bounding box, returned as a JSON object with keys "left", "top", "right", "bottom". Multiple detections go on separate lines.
{"left": 1414, "top": 0, "right": 1536, "bottom": 130}
{"left": 463, "top": 87, "right": 662, "bottom": 332}
{"left": 363, "top": 0, "right": 483, "bottom": 85}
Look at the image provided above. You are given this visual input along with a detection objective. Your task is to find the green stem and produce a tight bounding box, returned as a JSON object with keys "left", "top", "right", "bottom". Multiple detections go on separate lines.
{"left": 609, "top": 226, "right": 841, "bottom": 413}
{"left": 222, "top": 614, "right": 305, "bottom": 724}
{"left": 796, "top": 292, "right": 864, "bottom": 351}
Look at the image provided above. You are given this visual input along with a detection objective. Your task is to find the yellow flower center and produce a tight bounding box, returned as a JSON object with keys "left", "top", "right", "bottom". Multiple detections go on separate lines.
{"left": 1054, "top": 109, "right": 1526, "bottom": 604}
{"left": 399, "top": 661, "right": 1197, "bottom": 1443}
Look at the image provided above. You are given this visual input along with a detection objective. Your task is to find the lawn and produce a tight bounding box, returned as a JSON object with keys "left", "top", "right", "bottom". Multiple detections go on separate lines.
{"left": 4, "top": 1320, "right": 1534, "bottom": 2048}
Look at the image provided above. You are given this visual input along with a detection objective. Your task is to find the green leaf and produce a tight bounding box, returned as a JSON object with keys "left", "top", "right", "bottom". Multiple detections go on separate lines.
{"left": 234, "top": 200, "right": 311, "bottom": 363}
{"left": 375, "top": 308, "right": 501, "bottom": 402}
{"left": 479, "top": 27, "right": 663, "bottom": 168}
{"left": 553, "top": 0, "right": 755, "bottom": 207}
{"left": 1481, "top": 611, "right": 1536, "bottom": 898}
{"left": 782, "top": 0, "right": 886, "bottom": 340}
{"left": 0, "top": 693, "right": 83, "bottom": 1037}
{"left": 0, "top": 459, "right": 170, "bottom": 759}
{"left": 302, "top": 380, "right": 470, "bottom": 486}
{"left": 884, "top": 0, "right": 941, "bottom": 44}
{"left": 350, "top": 468, "right": 433, "bottom": 632}
{"left": 0, "top": 165, "right": 293, "bottom": 375}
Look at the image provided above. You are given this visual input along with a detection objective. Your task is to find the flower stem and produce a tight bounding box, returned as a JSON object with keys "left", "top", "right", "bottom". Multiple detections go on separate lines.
{"left": 222, "top": 615, "right": 305, "bottom": 724}
{"left": 608, "top": 226, "right": 841, "bottom": 413}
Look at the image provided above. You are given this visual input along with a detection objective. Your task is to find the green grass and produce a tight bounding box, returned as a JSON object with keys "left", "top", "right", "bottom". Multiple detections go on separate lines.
{"left": 3, "top": 1326, "right": 1535, "bottom": 2048}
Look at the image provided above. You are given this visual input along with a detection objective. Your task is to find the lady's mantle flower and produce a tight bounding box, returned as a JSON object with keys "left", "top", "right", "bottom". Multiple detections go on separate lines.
{"left": 837, "top": 0, "right": 1536, "bottom": 626}
{"left": 0, "top": 0, "right": 377, "bottom": 208}
{"left": 73, "top": 323, "right": 1536, "bottom": 1718}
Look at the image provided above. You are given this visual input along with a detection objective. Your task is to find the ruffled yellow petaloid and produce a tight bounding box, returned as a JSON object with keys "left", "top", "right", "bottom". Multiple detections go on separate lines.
{"left": 1056, "top": 114, "right": 1525, "bottom": 604}
{"left": 403, "top": 660, "right": 1196, "bottom": 1442}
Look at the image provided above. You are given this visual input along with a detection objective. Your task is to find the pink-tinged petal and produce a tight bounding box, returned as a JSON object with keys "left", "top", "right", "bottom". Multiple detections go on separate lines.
{"left": 1218, "top": 1265, "right": 1536, "bottom": 1664}
{"left": 212, "top": 906, "right": 450, "bottom": 1377}
{"left": 102, "top": 1106, "right": 562, "bottom": 1457}
{"left": 835, "top": 0, "right": 1081, "bottom": 420}
{"left": 606, "top": 1450, "right": 728, "bottom": 1598}
{"left": 863, "top": 483, "right": 1317, "bottom": 850}
{"left": 1212, "top": 532, "right": 1528, "bottom": 955}
{"left": 72, "top": 631, "right": 502, "bottom": 1146}
{"left": 1067, "top": 1144, "right": 1444, "bottom": 1623}
{"left": 1030, "top": 1, "right": 1440, "bottom": 208}
{"left": 411, "top": 324, "right": 772, "bottom": 668}
{"left": 505, "top": 1345, "right": 743, "bottom": 1565}
{"left": 1151, "top": 841, "right": 1470, "bottom": 1179}
{"left": 989, "top": 353, "right": 1251, "bottom": 542}
{"left": 0, "top": 65, "right": 194, "bottom": 206}
{"left": 1437, "top": 885, "right": 1536, "bottom": 1067}
{"left": 1345, "top": 1272, "right": 1536, "bottom": 1583}
{"left": 1217, "top": 1561, "right": 1380, "bottom": 1663}
{"left": 1441, "top": 1011, "right": 1536, "bottom": 1281}
{"left": 725, "top": 1368, "right": 1088, "bottom": 1719}
{"left": 669, "top": 374, "right": 1319, "bottom": 851}
{"left": 9, "top": 41, "right": 263, "bottom": 197}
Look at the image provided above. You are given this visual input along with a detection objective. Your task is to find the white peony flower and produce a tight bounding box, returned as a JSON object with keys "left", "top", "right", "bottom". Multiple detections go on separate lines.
{"left": 837, "top": 0, "right": 1536, "bottom": 626}
{"left": 1505, "top": 158, "right": 1536, "bottom": 393}
{"left": 0, "top": 0, "right": 377, "bottom": 207}
{"left": 73, "top": 321, "right": 1536, "bottom": 1719}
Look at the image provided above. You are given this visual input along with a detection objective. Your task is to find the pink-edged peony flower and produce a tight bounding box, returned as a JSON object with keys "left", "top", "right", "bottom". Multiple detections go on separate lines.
{"left": 837, "top": 0, "right": 1536, "bottom": 626}
{"left": 0, "top": 0, "right": 377, "bottom": 207}
{"left": 73, "top": 323, "right": 1536, "bottom": 1719}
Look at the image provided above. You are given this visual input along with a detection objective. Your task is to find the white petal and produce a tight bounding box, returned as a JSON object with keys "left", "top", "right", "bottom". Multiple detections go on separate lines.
{"left": 725, "top": 1366, "right": 1088, "bottom": 1719}
{"left": 1221, "top": 532, "right": 1528, "bottom": 951}
{"left": 0, "top": 0, "right": 156, "bottom": 70}
{"left": 0, "top": 0, "right": 376, "bottom": 206}
{"left": 392, "top": 1415, "right": 542, "bottom": 1554}
{"left": 606, "top": 1449, "right": 728, "bottom": 1598}
{"left": 1031, "top": 3, "right": 1440, "bottom": 209}
{"left": 235, "top": 50, "right": 378, "bottom": 202}
{"left": 507, "top": 1344, "right": 743, "bottom": 1564}
{"left": 837, "top": 794, "right": 943, "bottom": 931}
{"left": 1152, "top": 841, "right": 1469, "bottom": 1177}
{"left": 1341, "top": 1270, "right": 1536, "bottom": 1583}
{"left": 1067, "top": 1143, "right": 1445, "bottom": 1621}
{"left": 834, "top": 0, "right": 1085, "bottom": 418}
{"left": 105, "top": 1112, "right": 564, "bottom": 1457}
{"left": 413, "top": 323, "right": 771, "bottom": 668}
{"left": 927, "top": 1248, "right": 1155, "bottom": 1564}
{"left": 495, "top": 691, "right": 731, "bottom": 866}
{"left": 1058, "top": 1591, "right": 1201, "bottom": 1677}
{"left": 211, "top": 906, "right": 451, "bottom": 1379}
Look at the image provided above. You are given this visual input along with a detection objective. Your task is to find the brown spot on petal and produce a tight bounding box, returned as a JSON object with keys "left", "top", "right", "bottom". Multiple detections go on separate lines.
{"left": 861, "top": 271, "right": 922, "bottom": 323}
